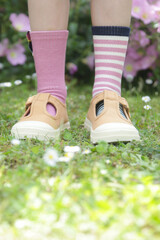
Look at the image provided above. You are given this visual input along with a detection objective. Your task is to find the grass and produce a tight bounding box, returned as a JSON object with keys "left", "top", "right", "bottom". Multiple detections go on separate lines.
{"left": 0, "top": 81, "right": 160, "bottom": 240}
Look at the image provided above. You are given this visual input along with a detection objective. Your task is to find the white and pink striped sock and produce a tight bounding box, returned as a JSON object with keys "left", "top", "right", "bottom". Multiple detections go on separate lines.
{"left": 92, "top": 26, "right": 130, "bottom": 98}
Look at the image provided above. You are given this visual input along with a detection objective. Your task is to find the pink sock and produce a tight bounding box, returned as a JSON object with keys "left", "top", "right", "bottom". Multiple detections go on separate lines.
{"left": 30, "top": 30, "right": 69, "bottom": 116}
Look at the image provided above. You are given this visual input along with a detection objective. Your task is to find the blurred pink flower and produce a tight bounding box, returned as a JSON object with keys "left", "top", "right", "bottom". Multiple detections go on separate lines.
{"left": 123, "top": 56, "right": 139, "bottom": 79}
{"left": 132, "top": 0, "right": 155, "bottom": 24}
{"left": 86, "top": 55, "right": 95, "bottom": 70}
{"left": 9, "top": 13, "right": 30, "bottom": 32}
{"left": 82, "top": 55, "right": 95, "bottom": 70}
{"left": 6, "top": 43, "right": 26, "bottom": 65}
{"left": 67, "top": 63, "right": 78, "bottom": 75}
{"left": 127, "top": 47, "right": 143, "bottom": 60}
{"left": 134, "top": 30, "right": 150, "bottom": 47}
{"left": 0, "top": 39, "right": 9, "bottom": 57}
{"left": 137, "top": 44, "right": 158, "bottom": 70}
{"left": 157, "top": 22, "right": 160, "bottom": 32}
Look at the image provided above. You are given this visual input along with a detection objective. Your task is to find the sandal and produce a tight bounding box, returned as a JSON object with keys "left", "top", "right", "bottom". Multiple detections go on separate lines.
{"left": 11, "top": 93, "right": 70, "bottom": 140}
{"left": 84, "top": 90, "right": 140, "bottom": 143}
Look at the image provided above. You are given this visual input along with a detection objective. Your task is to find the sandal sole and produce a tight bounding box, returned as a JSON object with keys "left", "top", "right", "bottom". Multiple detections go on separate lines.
{"left": 84, "top": 118, "right": 140, "bottom": 144}
{"left": 11, "top": 121, "right": 70, "bottom": 141}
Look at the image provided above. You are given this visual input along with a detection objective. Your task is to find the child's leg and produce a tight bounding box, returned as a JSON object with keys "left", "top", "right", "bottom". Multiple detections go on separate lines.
{"left": 28, "top": 0, "right": 70, "bottom": 116}
{"left": 84, "top": 0, "right": 140, "bottom": 143}
{"left": 91, "top": 0, "right": 132, "bottom": 99}
{"left": 28, "top": 0, "right": 69, "bottom": 31}
{"left": 91, "top": 0, "right": 132, "bottom": 26}
{"left": 11, "top": 0, "right": 70, "bottom": 140}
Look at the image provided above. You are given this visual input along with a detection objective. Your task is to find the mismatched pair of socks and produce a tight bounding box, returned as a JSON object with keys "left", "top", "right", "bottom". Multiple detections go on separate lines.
{"left": 29, "top": 26, "right": 130, "bottom": 117}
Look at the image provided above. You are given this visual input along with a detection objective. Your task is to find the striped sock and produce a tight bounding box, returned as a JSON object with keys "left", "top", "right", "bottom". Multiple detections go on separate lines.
{"left": 92, "top": 26, "right": 130, "bottom": 98}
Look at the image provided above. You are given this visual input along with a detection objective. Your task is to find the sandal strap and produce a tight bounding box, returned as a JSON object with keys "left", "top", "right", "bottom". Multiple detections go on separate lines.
{"left": 25, "top": 93, "right": 65, "bottom": 111}
{"left": 25, "top": 95, "right": 35, "bottom": 110}
{"left": 119, "top": 97, "right": 129, "bottom": 110}
{"left": 119, "top": 97, "right": 131, "bottom": 119}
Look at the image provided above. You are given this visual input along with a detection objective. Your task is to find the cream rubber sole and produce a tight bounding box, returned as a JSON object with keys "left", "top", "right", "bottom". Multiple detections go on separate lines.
{"left": 84, "top": 118, "right": 140, "bottom": 143}
{"left": 11, "top": 121, "right": 70, "bottom": 141}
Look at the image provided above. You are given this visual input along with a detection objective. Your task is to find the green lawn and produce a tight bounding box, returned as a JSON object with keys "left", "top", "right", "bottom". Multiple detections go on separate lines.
{"left": 0, "top": 81, "right": 160, "bottom": 240}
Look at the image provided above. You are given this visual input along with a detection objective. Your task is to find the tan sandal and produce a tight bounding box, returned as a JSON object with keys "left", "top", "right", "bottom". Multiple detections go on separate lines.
{"left": 11, "top": 93, "right": 70, "bottom": 140}
{"left": 84, "top": 90, "right": 140, "bottom": 143}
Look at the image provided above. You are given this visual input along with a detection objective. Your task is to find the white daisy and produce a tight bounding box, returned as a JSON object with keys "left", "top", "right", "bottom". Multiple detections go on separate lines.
{"left": 142, "top": 96, "right": 151, "bottom": 103}
{"left": 82, "top": 149, "right": 91, "bottom": 155}
{"left": 126, "top": 74, "right": 134, "bottom": 83}
{"left": 100, "top": 169, "right": 107, "bottom": 175}
{"left": 32, "top": 73, "right": 37, "bottom": 79}
{"left": 59, "top": 156, "right": 71, "bottom": 162}
{"left": 106, "top": 159, "right": 110, "bottom": 164}
{"left": 43, "top": 148, "right": 59, "bottom": 167}
{"left": 14, "top": 219, "right": 32, "bottom": 229}
{"left": 64, "top": 146, "right": 81, "bottom": 153}
{"left": 144, "top": 105, "right": 152, "bottom": 110}
{"left": 11, "top": 139, "right": 21, "bottom": 145}
{"left": 0, "top": 82, "right": 12, "bottom": 88}
{"left": 14, "top": 80, "right": 22, "bottom": 85}
{"left": 25, "top": 75, "right": 31, "bottom": 79}
{"left": 79, "top": 95, "right": 86, "bottom": 100}
{"left": 48, "top": 177, "right": 55, "bottom": 186}
{"left": 145, "top": 79, "right": 153, "bottom": 85}
{"left": 0, "top": 63, "right": 4, "bottom": 70}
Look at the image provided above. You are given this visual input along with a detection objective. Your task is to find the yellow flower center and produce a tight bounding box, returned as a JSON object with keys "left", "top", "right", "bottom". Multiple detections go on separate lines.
{"left": 133, "top": 7, "right": 140, "bottom": 13}
{"left": 126, "top": 64, "right": 133, "bottom": 72}
{"left": 48, "top": 155, "right": 53, "bottom": 160}
{"left": 15, "top": 23, "right": 23, "bottom": 31}
{"left": 142, "top": 13, "right": 148, "bottom": 20}
{"left": 10, "top": 52, "right": 16, "bottom": 58}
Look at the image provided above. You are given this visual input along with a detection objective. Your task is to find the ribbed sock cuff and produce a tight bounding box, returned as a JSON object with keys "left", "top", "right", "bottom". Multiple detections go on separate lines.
{"left": 30, "top": 30, "right": 69, "bottom": 40}
{"left": 92, "top": 26, "right": 130, "bottom": 36}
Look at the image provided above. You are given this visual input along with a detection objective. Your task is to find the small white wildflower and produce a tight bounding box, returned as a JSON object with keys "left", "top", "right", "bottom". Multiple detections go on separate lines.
{"left": 14, "top": 219, "right": 32, "bottom": 229}
{"left": 126, "top": 74, "right": 134, "bottom": 83}
{"left": 106, "top": 159, "right": 110, "bottom": 164}
{"left": 145, "top": 79, "right": 153, "bottom": 85}
{"left": 0, "top": 82, "right": 12, "bottom": 88}
{"left": 72, "top": 183, "right": 82, "bottom": 189}
{"left": 100, "top": 169, "right": 107, "bottom": 175}
{"left": 25, "top": 75, "right": 31, "bottom": 79}
{"left": 79, "top": 222, "right": 97, "bottom": 232}
{"left": 136, "top": 184, "right": 145, "bottom": 192}
{"left": 64, "top": 146, "right": 81, "bottom": 153}
{"left": 0, "top": 63, "right": 4, "bottom": 70}
{"left": 79, "top": 95, "right": 86, "bottom": 100}
{"left": 48, "top": 177, "right": 55, "bottom": 186}
{"left": 14, "top": 80, "right": 22, "bottom": 85}
{"left": 82, "top": 149, "right": 91, "bottom": 155}
{"left": 4, "top": 182, "right": 11, "bottom": 188}
{"left": 59, "top": 156, "right": 71, "bottom": 162}
{"left": 62, "top": 196, "right": 71, "bottom": 205}
{"left": 43, "top": 148, "right": 59, "bottom": 167}
{"left": 137, "top": 218, "right": 145, "bottom": 227}
{"left": 11, "top": 139, "right": 21, "bottom": 145}
{"left": 142, "top": 96, "right": 151, "bottom": 103}
{"left": 144, "top": 105, "right": 152, "bottom": 110}
{"left": 149, "top": 184, "right": 159, "bottom": 193}
{"left": 32, "top": 73, "right": 37, "bottom": 79}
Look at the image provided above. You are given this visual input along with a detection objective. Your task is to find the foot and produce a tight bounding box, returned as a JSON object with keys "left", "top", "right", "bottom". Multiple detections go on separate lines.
{"left": 11, "top": 93, "right": 70, "bottom": 140}
{"left": 84, "top": 90, "right": 140, "bottom": 143}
